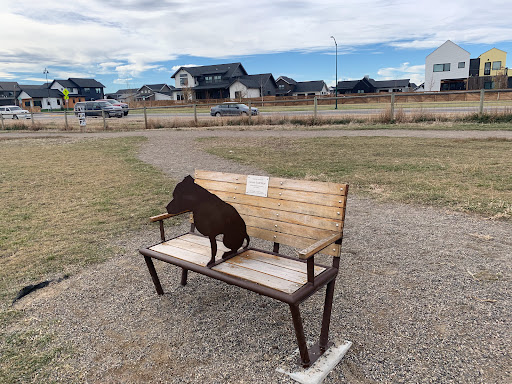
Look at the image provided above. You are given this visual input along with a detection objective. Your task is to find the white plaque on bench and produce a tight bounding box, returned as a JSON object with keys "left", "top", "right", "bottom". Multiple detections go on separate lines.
{"left": 246, "top": 175, "right": 269, "bottom": 197}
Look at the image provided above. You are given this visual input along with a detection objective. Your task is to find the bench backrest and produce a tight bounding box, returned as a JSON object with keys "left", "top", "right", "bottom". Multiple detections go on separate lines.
{"left": 194, "top": 170, "right": 348, "bottom": 257}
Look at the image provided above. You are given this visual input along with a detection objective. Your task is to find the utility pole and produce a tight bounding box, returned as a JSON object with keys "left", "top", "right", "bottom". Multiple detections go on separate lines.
{"left": 43, "top": 68, "right": 52, "bottom": 112}
{"left": 330, "top": 36, "right": 338, "bottom": 109}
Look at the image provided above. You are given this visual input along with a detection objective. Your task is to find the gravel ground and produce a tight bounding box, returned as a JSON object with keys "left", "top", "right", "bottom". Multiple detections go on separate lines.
{"left": 11, "top": 128, "right": 512, "bottom": 383}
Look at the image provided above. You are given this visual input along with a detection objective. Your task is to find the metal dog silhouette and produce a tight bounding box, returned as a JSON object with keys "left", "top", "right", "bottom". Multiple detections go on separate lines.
{"left": 166, "top": 175, "right": 250, "bottom": 267}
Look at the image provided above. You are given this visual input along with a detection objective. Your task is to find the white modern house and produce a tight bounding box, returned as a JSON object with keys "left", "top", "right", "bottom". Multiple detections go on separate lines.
{"left": 425, "top": 40, "right": 470, "bottom": 91}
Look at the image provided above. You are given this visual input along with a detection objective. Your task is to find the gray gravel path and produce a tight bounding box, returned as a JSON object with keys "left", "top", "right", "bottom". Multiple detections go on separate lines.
{"left": 13, "top": 128, "right": 511, "bottom": 383}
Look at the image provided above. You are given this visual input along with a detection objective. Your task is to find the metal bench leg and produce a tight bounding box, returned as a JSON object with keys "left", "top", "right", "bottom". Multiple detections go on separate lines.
{"left": 181, "top": 268, "right": 189, "bottom": 286}
{"left": 144, "top": 256, "right": 164, "bottom": 295}
{"left": 290, "top": 304, "right": 311, "bottom": 367}
{"left": 319, "top": 279, "right": 336, "bottom": 351}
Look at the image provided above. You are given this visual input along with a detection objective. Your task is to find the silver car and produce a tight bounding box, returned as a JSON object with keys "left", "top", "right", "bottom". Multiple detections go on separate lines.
{"left": 210, "top": 102, "right": 258, "bottom": 116}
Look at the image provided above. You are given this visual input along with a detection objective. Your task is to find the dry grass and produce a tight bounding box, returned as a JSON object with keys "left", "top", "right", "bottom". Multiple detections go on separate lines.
{"left": 0, "top": 137, "right": 173, "bottom": 382}
{"left": 199, "top": 136, "right": 512, "bottom": 220}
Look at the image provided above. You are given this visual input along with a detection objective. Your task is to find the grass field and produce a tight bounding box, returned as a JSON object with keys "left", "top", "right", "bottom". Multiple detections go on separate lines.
{"left": 0, "top": 137, "right": 173, "bottom": 382}
{"left": 199, "top": 136, "right": 512, "bottom": 220}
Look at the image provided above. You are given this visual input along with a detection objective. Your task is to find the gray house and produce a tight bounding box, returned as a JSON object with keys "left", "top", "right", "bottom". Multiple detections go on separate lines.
{"left": 276, "top": 77, "right": 329, "bottom": 96}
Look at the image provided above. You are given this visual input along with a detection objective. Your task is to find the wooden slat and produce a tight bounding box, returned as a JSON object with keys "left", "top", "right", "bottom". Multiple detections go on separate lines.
{"left": 214, "top": 190, "right": 344, "bottom": 221}
{"left": 247, "top": 226, "right": 340, "bottom": 257}
{"left": 233, "top": 203, "right": 343, "bottom": 232}
{"left": 212, "top": 260, "right": 303, "bottom": 294}
{"left": 196, "top": 179, "right": 346, "bottom": 208}
{"left": 150, "top": 242, "right": 210, "bottom": 266}
{"left": 243, "top": 215, "right": 335, "bottom": 241}
{"left": 237, "top": 250, "right": 325, "bottom": 275}
{"left": 195, "top": 170, "right": 348, "bottom": 196}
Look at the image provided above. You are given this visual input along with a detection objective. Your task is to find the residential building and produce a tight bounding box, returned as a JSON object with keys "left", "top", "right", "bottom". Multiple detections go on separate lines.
{"left": 276, "top": 77, "right": 329, "bottom": 96}
{"left": 229, "top": 73, "right": 277, "bottom": 99}
{"left": 0, "top": 81, "right": 20, "bottom": 106}
{"left": 425, "top": 40, "right": 470, "bottom": 91}
{"left": 136, "top": 84, "right": 175, "bottom": 101}
{"left": 18, "top": 86, "right": 66, "bottom": 110}
{"left": 50, "top": 78, "right": 105, "bottom": 101}
{"left": 478, "top": 48, "right": 507, "bottom": 77}
{"left": 171, "top": 63, "right": 255, "bottom": 100}
{"left": 336, "top": 76, "right": 413, "bottom": 94}
{"left": 105, "top": 88, "right": 138, "bottom": 102}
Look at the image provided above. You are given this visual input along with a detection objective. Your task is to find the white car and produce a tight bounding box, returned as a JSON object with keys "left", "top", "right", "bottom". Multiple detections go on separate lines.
{"left": 0, "top": 105, "right": 31, "bottom": 119}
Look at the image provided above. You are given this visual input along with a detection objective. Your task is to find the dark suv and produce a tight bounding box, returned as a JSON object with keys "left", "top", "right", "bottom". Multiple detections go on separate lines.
{"left": 74, "top": 101, "right": 123, "bottom": 118}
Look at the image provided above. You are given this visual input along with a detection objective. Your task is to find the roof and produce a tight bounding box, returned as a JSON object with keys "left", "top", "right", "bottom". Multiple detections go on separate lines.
{"left": 52, "top": 79, "right": 77, "bottom": 88}
{"left": 171, "top": 63, "right": 247, "bottom": 79}
{"left": 234, "top": 73, "right": 276, "bottom": 89}
{"left": 277, "top": 76, "right": 297, "bottom": 85}
{"left": 68, "top": 78, "right": 105, "bottom": 88}
{"left": 0, "top": 81, "right": 19, "bottom": 90}
{"left": 426, "top": 40, "right": 470, "bottom": 59}
{"left": 20, "top": 88, "right": 63, "bottom": 98}
{"left": 294, "top": 80, "right": 327, "bottom": 93}
{"left": 371, "top": 79, "right": 411, "bottom": 88}
{"left": 112, "top": 88, "right": 138, "bottom": 94}
{"left": 19, "top": 84, "right": 49, "bottom": 90}
{"left": 138, "top": 84, "right": 174, "bottom": 92}
{"left": 337, "top": 80, "right": 359, "bottom": 90}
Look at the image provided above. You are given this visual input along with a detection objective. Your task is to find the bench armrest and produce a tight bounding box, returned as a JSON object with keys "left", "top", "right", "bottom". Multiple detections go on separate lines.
{"left": 298, "top": 233, "right": 342, "bottom": 260}
{"left": 150, "top": 211, "right": 190, "bottom": 222}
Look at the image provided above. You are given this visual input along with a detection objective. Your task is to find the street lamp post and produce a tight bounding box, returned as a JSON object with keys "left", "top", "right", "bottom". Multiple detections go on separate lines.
{"left": 43, "top": 67, "right": 51, "bottom": 112}
{"left": 330, "top": 36, "right": 338, "bottom": 109}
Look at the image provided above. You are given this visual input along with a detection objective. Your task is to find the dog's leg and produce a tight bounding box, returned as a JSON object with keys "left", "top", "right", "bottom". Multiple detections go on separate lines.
{"left": 207, "top": 236, "right": 217, "bottom": 268}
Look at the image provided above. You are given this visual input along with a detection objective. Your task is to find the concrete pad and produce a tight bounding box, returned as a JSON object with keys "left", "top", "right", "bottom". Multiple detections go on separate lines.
{"left": 276, "top": 340, "right": 352, "bottom": 384}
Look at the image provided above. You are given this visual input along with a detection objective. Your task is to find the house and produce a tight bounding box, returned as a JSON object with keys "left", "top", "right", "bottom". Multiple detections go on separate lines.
{"left": 50, "top": 78, "right": 105, "bottom": 101}
{"left": 336, "top": 76, "right": 413, "bottom": 94}
{"left": 276, "top": 77, "right": 329, "bottom": 97}
{"left": 17, "top": 85, "right": 66, "bottom": 110}
{"left": 229, "top": 74, "right": 277, "bottom": 99}
{"left": 0, "top": 81, "right": 20, "bottom": 106}
{"left": 136, "top": 84, "right": 175, "bottom": 101}
{"left": 424, "top": 40, "right": 471, "bottom": 91}
{"left": 171, "top": 63, "right": 248, "bottom": 100}
{"left": 466, "top": 48, "right": 509, "bottom": 90}
{"left": 478, "top": 48, "right": 507, "bottom": 77}
{"left": 105, "top": 88, "right": 138, "bottom": 102}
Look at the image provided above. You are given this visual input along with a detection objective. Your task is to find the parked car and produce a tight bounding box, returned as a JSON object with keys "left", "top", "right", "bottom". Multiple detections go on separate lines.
{"left": 0, "top": 105, "right": 31, "bottom": 119}
{"left": 98, "top": 99, "right": 129, "bottom": 116}
{"left": 74, "top": 101, "right": 123, "bottom": 118}
{"left": 210, "top": 102, "right": 258, "bottom": 117}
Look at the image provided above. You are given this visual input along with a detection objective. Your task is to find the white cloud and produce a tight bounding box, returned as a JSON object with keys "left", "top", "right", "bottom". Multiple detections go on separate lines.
{"left": 377, "top": 63, "right": 426, "bottom": 85}
{"left": 171, "top": 64, "right": 200, "bottom": 72}
{"left": 1, "top": 0, "right": 512, "bottom": 85}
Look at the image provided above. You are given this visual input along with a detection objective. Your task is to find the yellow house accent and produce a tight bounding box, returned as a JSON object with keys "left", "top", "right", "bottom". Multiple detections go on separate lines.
{"left": 478, "top": 48, "right": 507, "bottom": 77}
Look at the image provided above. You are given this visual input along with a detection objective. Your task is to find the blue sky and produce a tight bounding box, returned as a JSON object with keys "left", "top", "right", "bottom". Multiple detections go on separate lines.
{"left": 2, "top": 0, "right": 512, "bottom": 93}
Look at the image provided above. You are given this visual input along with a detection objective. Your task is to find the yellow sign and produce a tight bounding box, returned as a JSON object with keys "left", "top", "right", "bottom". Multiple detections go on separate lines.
{"left": 62, "top": 88, "right": 69, "bottom": 96}
{"left": 64, "top": 95, "right": 69, "bottom": 100}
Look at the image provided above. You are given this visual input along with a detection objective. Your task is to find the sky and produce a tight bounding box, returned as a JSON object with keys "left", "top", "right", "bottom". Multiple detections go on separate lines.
{"left": 2, "top": 0, "right": 512, "bottom": 93}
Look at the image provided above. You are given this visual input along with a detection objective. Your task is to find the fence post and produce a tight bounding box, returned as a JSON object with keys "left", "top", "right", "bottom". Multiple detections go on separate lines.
{"left": 144, "top": 106, "right": 148, "bottom": 129}
{"left": 248, "top": 100, "right": 252, "bottom": 124}
{"left": 194, "top": 104, "right": 197, "bottom": 125}
{"left": 0, "top": 112, "right": 4, "bottom": 130}
{"left": 64, "top": 108, "right": 68, "bottom": 130}
{"left": 390, "top": 93, "right": 395, "bottom": 120}
{"left": 479, "top": 89, "right": 485, "bottom": 116}
{"left": 314, "top": 96, "right": 317, "bottom": 120}
{"left": 30, "top": 110, "right": 34, "bottom": 128}
{"left": 102, "top": 110, "right": 107, "bottom": 130}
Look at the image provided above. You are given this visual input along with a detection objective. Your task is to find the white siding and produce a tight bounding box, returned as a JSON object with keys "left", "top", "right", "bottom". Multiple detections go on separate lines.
{"left": 229, "top": 81, "right": 260, "bottom": 99}
{"left": 154, "top": 92, "right": 172, "bottom": 101}
{"left": 425, "top": 40, "right": 470, "bottom": 91}
{"left": 174, "top": 69, "right": 196, "bottom": 88}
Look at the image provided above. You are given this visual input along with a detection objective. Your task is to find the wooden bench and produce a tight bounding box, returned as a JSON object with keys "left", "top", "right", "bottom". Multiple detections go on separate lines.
{"left": 139, "top": 170, "right": 349, "bottom": 367}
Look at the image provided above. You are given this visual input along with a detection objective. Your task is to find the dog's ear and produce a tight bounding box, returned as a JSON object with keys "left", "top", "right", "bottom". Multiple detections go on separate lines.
{"left": 184, "top": 175, "right": 195, "bottom": 183}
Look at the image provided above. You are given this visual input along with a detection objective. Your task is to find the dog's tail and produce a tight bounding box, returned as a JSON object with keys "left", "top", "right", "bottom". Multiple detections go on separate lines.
{"left": 243, "top": 234, "right": 250, "bottom": 249}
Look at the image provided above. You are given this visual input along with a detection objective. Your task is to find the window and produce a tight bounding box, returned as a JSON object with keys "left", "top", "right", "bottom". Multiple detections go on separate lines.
{"left": 484, "top": 81, "right": 494, "bottom": 89}
{"left": 458, "top": 62, "right": 465, "bottom": 68}
{"left": 180, "top": 74, "right": 188, "bottom": 86}
{"left": 484, "top": 62, "right": 491, "bottom": 75}
{"left": 433, "top": 63, "right": 450, "bottom": 72}
{"left": 278, "top": 84, "right": 285, "bottom": 90}
{"left": 84, "top": 88, "right": 90, "bottom": 92}
{"left": 492, "top": 61, "right": 502, "bottom": 70}
{"left": 95, "top": 88, "right": 101, "bottom": 93}
{"left": 25, "top": 101, "right": 30, "bottom": 107}
{"left": 205, "top": 76, "right": 213, "bottom": 84}
{"left": 214, "top": 75, "right": 221, "bottom": 82}
{"left": 34, "top": 100, "right": 42, "bottom": 107}
{"left": 57, "top": 99, "right": 61, "bottom": 105}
